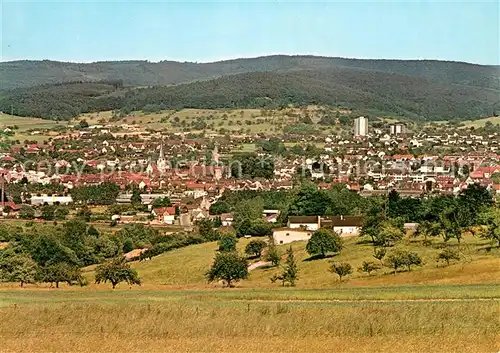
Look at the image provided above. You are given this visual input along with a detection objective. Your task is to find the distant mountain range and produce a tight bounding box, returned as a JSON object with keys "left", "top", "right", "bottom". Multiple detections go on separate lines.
{"left": 0, "top": 55, "right": 499, "bottom": 120}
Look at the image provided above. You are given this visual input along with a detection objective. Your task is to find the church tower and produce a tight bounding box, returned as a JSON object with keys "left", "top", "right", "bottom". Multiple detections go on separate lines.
{"left": 157, "top": 141, "right": 167, "bottom": 173}
{"left": 212, "top": 144, "right": 220, "bottom": 165}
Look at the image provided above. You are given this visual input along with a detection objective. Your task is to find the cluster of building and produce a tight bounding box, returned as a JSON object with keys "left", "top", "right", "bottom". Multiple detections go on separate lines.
{"left": 1, "top": 115, "right": 499, "bottom": 219}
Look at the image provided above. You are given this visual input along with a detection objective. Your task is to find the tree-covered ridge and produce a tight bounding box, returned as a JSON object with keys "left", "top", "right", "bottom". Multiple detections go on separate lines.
{"left": 1, "top": 67, "right": 498, "bottom": 121}
{"left": 1, "top": 55, "right": 499, "bottom": 90}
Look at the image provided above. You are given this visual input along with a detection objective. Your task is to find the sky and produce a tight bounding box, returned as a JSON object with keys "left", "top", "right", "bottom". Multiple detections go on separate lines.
{"left": 1, "top": 0, "right": 499, "bottom": 65}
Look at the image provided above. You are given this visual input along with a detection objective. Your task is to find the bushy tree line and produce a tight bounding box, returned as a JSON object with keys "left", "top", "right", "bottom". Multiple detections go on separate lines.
{"left": 0, "top": 219, "right": 206, "bottom": 287}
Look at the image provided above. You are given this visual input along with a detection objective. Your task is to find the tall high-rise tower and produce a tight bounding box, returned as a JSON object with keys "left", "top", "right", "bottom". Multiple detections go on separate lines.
{"left": 354, "top": 116, "right": 368, "bottom": 137}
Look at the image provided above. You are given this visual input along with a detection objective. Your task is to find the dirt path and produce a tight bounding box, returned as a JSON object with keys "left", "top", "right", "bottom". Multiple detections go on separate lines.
{"left": 248, "top": 261, "right": 272, "bottom": 271}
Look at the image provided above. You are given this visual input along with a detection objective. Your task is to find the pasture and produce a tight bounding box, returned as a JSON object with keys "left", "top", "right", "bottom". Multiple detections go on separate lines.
{"left": 0, "top": 113, "right": 66, "bottom": 142}
{"left": 460, "top": 116, "right": 500, "bottom": 128}
{"left": 122, "top": 235, "right": 500, "bottom": 288}
{"left": 0, "top": 113, "right": 63, "bottom": 131}
{"left": 0, "top": 285, "right": 498, "bottom": 353}
{"left": 0, "top": 232, "right": 498, "bottom": 352}
{"left": 76, "top": 107, "right": 346, "bottom": 135}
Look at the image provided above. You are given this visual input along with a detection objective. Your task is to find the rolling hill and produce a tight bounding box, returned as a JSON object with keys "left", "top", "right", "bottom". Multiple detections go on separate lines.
{"left": 1, "top": 55, "right": 499, "bottom": 91}
{"left": 1, "top": 67, "right": 499, "bottom": 120}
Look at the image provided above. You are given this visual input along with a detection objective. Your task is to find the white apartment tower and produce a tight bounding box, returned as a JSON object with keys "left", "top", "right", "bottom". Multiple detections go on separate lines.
{"left": 354, "top": 116, "right": 368, "bottom": 137}
{"left": 390, "top": 123, "right": 406, "bottom": 135}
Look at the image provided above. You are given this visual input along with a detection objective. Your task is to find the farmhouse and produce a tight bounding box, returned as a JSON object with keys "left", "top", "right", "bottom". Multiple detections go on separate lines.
{"left": 152, "top": 207, "right": 176, "bottom": 225}
{"left": 272, "top": 227, "right": 312, "bottom": 245}
{"left": 219, "top": 213, "right": 234, "bottom": 226}
{"left": 287, "top": 216, "right": 320, "bottom": 231}
{"left": 321, "top": 216, "right": 363, "bottom": 236}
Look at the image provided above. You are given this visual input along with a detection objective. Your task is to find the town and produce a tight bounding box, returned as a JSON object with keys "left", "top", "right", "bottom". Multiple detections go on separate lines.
{"left": 1, "top": 1, "right": 499, "bottom": 351}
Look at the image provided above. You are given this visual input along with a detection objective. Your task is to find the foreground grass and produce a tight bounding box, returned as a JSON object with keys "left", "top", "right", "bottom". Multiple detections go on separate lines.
{"left": 0, "top": 287, "right": 498, "bottom": 353}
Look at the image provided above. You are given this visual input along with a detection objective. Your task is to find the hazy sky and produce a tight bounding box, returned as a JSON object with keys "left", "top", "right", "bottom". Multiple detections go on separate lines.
{"left": 1, "top": 0, "right": 499, "bottom": 64}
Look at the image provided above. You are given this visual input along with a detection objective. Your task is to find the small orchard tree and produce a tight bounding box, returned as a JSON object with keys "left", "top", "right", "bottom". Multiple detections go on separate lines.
{"left": 217, "top": 231, "right": 238, "bottom": 252}
{"left": 266, "top": 237, "right": 281, "bottom": 266}
{"left": 271, "top": 246, "right": 298, "bottom": 286}
{"left": 385, "top": 251, "right": 405, "bottom": 274}
{"left": 0, "top": 254, "right": 38, "bottom": 287}
{"left": 436, "top": 248, "right": 460, "bottom": 266}
{"left": 330, "top": 262, "right": 352, "bottom": 282}
{"left": 376, "top": 220, "right": 404, "bottom": 247}
{"left": 386, "top": 250, "right": 422, "bottom": 273}
{"left": 40, "top": 262, "right": 86, "bottom": 288}
{"left": 19, "top": 205, "right": 35, "bottom": 220}
{"left": 401, "top": 251, "right": 422, "bottom": 271}
{"left": 306, "top": 228, "right": 343, "bottom": 258}
{"left": 357, "top": 261, "right": 381, "bottom": 276}
{"left": 206, "top": 251, "right": 248, "bottom": 287}
{"left": 478, "top": 208, "right": 500, "bottom": 246}
{"left": 373, "top": 248, "right": 386, "bottom": 264}
{"left": 95, "top": 257, "right": 141, "bottom": 289}
{"left": 245, "top": 239, "right": 267, "bottom": 259}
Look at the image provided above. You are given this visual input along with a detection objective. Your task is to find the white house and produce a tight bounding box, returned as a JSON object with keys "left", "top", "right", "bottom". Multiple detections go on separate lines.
{"left": 272, "top": 228, "right": 313, "bottom": 245}
{"left": 152, "top": 207, "right": 176, "bottom": 225}
{"left": 219, "top": 213, "right": 234, "bottom": 227}
{"left": 287, "top": 216, "right": 320, "bottom": 231}
{"left": 31, "top": 195, "right": 73, "bottom": 206}
{"left": 320, "top": 216, "right": 363, "bottom": 236}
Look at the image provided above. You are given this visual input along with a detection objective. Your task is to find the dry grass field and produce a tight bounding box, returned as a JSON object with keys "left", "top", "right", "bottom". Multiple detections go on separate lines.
{"left": 75, "top": 106, "right": 348, "bottom": 135}
{"left": 0, "top": 234, "right": 498, "bottom": 352}
{"left": 0, "top": 113, "right": 67, "bottom": 142}
{"left": 0, "top": 286, "right": 498, "bottom": 353}
{"left": 0, "top": 113, "right": 63, "bottom": 131}
{"left": 460, "top": 116, "right": 500, "bottom": 128}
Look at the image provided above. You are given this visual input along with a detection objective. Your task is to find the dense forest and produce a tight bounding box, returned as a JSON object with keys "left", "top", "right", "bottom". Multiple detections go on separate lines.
{"left": 1, "top": 55, "right": 499, "bottom": 90}
{"left": 1, "top": 67, "right": 499, "bottom": 121}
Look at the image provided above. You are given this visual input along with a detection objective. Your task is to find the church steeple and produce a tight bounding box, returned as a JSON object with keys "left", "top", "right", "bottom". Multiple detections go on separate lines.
{"left": 157, "top": 140, "right": 167, "bottom": 173}
{"left": 159, "top": 142, "right": 165, "bottom": 160}
{"left": 212, "top": 144, "right": 220, "bottom": 164}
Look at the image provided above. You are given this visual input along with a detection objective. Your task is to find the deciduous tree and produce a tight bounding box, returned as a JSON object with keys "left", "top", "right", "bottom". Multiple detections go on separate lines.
{"left": 357, "top": 261, "right": 381, "bottom": 276}
{"left": 436, "top": 248, "right": 460, "bottom": 266}
{"left": 95, "top": 257, "right": 141, "bottom": 289}
{"left": 244, "top": 239, "right": 267, "bottom": 258}
{"left": 266, "top": 237, "right": 281, "bottom": 266}
{"left": 270, "top": 246, "right": 298, "bottom": 286}
{"left": 218, "top": 231, "right": 238, "bottom": 252}
{"left": 0, "top": 253, "right": 38, "bottom": 287}
{"left": 330, "top": 262, "right": 353, "bottom": 281}
{"left": 306, "top": 228, "right": 343, "bottom": 257}
{"left": 206, "top": 251, "right": 248, "bottom": 287}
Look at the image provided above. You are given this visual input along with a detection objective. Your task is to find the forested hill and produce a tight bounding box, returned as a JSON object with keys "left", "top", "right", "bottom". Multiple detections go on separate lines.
{"left": 1, "top": 67, "right": 499, "bottom": 121}
{"left": 1, "top": 55, "right": 499, "bottom": 91}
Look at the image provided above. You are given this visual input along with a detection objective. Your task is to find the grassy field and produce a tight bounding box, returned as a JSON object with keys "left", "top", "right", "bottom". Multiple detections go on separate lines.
{"left": 0, "top": 234, "right": 498, "bottom": 352}
{"left": 120, "top": 235, "right": 500, "bottom": 289}
{"left": 0, "top": 113, "right": 66, "bottom": 142}
{"left": 460, "top": 116, "right": 500, "bottom": 128}
{"left": 0, "top": 113, "right": 63, "bottom": 131}
{"left": 76, "top": 107, "right": 346, "bottom": 135}
{"left": 0, "top": 285, "right": 498, "bottom": 353}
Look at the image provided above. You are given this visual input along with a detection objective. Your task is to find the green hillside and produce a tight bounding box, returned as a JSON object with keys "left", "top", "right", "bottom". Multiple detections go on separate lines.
{"left": 104, "top": 235, "right": 500, "bottom": 289}
{"left": 2, "top": 68, "right": 499, "bottom": 120}
{"left": 1, "top": 55, "right": 499, "bottom": 90}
